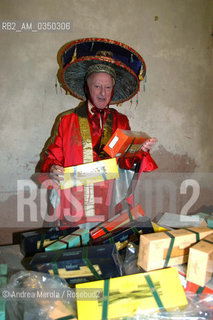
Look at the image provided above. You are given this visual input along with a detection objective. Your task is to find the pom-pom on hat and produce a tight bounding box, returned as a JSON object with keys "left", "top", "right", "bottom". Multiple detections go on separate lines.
{"left": 57, "top": 38, "right": 146, "bottom": 104}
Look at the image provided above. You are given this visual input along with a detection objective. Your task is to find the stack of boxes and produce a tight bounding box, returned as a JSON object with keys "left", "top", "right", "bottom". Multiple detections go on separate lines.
{"left": 19, "top": 217, "right": 213, "bottom": 319}
{"left": 186, "top": 233, "right": 213, "bottom": 287}
{"left": 26, "top": 203, "right": 150, "bottom": 285}
{"left": 22, "top": 210, "right": 193, "bottom": 320}
{"left": 138, "top": 227, "right": 213, "bottom": 271}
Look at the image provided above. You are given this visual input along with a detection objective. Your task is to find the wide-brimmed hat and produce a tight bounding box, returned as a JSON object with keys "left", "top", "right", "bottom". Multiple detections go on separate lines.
{"left": 57, "top": 38, "right": 146, "bottom": 104}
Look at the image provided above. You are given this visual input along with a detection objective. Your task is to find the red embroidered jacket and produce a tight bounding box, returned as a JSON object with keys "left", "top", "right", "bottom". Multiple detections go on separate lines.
{"left": 38, "top": 102, "right": 157, "bottom": 226}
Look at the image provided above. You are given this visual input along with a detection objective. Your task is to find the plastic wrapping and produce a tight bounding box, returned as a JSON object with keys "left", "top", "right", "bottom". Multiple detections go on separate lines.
{"left": 3, "top": 262, "right": 213, "bottom": 319}
{"left": 6, "top": 271, "right": 77, "bottom": 320}
{"left": 123, "top": 242, "right": 142, "bottom": 275}
{"left": 117, "top": 292, "right": 213, "bottom": 319}
{"left": 30, "top": 243, "right": 123, "bottom": 285}
{"left": 122, "top": 243, "right": 213, "bottom": 319}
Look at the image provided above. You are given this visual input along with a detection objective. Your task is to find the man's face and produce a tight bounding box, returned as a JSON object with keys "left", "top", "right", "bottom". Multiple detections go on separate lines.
{"left": 87, "top": 72, "right": 114, "bottom": 109}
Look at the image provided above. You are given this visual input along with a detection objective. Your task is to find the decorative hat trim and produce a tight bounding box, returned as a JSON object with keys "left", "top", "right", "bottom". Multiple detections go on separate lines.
{"left": 85, "top": 63, "right": 116, "bottom": 81}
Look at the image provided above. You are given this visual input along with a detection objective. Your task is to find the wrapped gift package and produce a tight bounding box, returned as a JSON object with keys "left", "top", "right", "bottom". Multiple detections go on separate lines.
{"left": 30, "top": 243, "right": 123, "bottom": 285}
{"left": 45, "top": 228, "right": 90, "bottom": 252}
{"left": 91, "top": 216, "right": 154, "bottom": 251}
{"left": 90, "top": 204, "right": 145, "bottom": 240}
{"left": 6, "top": 270, "right": 77, "bottom": 320}
{"left": 20, "top": 227, "right": 79, "bottom": 257}
{"left": 186, "top": 233, "right": 213, "bottom": 287}
{"left": 138, "top": 227, "right": 213, "bottom": 271}
{"left": 103, "top": 128, "right": 150, "bottom": 158}
{"left": 76, "top": 267, "right": 188, "bottom": 320}
{"left": 60, "top": 158, "right": 119, "bottom": 190}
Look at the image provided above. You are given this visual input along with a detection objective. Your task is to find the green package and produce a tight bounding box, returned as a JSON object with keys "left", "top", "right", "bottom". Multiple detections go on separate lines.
{"left": 45, "top": 229, "right": 90, "bottom": 251}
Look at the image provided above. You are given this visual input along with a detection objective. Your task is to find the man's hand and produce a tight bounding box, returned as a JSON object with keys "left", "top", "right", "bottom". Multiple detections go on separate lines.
{"left": 141, "top": 138, "right": 157, "bottom": 152}
{"left": 49, "top": 165, "right": 64, "bottom": 183}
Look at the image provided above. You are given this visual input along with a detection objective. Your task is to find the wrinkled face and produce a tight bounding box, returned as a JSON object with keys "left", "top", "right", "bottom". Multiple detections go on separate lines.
{"left": 87, "top": 72, "right": 114, "bottom": 109}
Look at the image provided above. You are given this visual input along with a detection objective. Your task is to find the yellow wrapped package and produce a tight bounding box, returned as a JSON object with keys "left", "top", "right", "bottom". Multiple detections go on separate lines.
{"left": 60, "top": 158, "right": 119, "bottom": 189}
{"left": 76, "top": 267, "right": 188, "bottom": 320}
{"left": 151, "top": 222, "right": 168, "bottom": 232}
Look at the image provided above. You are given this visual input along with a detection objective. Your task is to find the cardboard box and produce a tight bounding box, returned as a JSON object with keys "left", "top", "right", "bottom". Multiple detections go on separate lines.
{"left": 103, "top": 129, "right": 150, "bottom": 158}
{"left": 60, "top": 158, "right": 119, "bottom": 190}
{"left": 76, "top": 267, "right": 188, "bottom": 320}
{"left": 178, "top": 263, "right": 213, "bottom": 306}
{"left": 45, "top": 229, "right": 90, "bottom": 251}
{"left": 91, "top": 216, "right": 154, "bottom": 251}
{"left": 177, "top": 264, "right": 213, "bottom": 312}
{"left": 20, "top": 227, "right": 78, "bottom": 257}
{"left": 186, "top": 233, "right": 213, "bottom": 287}
{"left": 138, "top": 227, "right": 213, "bottom": 271}
{"left": 30, "top": 244, "right": 123, "bottom": 285}
{"left": 90, "top": 204, "right": 145, "bottom": 240}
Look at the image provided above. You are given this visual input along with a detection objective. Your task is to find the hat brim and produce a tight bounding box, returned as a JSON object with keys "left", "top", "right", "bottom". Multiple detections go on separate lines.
{"left": 58, "top": 56, "right": 139, "bottom": 104}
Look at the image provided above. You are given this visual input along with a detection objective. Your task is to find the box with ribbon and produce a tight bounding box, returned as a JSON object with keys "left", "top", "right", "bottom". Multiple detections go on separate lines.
{"left": 138, "top": 227, "right": 213, "bottom": 271}
{"left": 90, "top": 204, "right": 145, "bottom": 240}
{"left": 45, "top": 229, "right": 90, "bottom": 252}
{"left": 76, "top": 267, "right": 188, "bottom": 320}
{"left": 90, "top": 216, "right": 153, "bottom": 251}
{"left": 20, "top": 227, "right": 78, "bottom": 257}
{"left": 186, "top": 233, "right": 213, "bottom": 287}
{"left": 60, "top": 158, "right": 119, "bottom": 190}
{"left": 103, "top": 128, "right": 150, "bottom": 158}
{"left": 30, "top": 243, "right": 123, "bottom": 285}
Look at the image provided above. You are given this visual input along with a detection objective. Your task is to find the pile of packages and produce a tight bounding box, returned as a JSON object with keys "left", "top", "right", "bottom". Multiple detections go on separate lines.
{"left": 1, "top": 129, "right": 212, "bottom": 319}
{"left": 15, "top": 209, "right": 213, "bottom": 320}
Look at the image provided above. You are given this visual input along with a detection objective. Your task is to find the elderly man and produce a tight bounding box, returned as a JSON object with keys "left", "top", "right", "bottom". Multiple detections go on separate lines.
{"left": 39, "top": 38, "right": 157, "bottom": 227}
